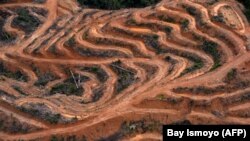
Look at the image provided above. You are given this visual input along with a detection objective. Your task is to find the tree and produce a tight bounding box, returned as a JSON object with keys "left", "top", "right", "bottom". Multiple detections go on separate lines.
{"left": 77, "top": 0, "right": 160, "bottom": 10}
{"left": 237, "top": 0, "right": 250, "bottom": 21}
{"left": 50, "top": 136, "right": 58, "bottom": 141}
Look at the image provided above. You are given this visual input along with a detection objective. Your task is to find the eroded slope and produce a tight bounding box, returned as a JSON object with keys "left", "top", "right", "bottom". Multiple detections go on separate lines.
{"left": 0, "top": 0, "right": 250, "bottom": 140}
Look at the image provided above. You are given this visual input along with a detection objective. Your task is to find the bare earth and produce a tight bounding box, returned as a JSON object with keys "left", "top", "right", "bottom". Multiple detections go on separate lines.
{"left": 0, "top": 0, "right": 250, "bottom": 140}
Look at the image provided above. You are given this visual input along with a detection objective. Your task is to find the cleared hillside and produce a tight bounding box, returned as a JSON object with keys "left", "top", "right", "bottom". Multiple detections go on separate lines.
{"left": 0, "top": 0, "right": 250, "bottom": 140}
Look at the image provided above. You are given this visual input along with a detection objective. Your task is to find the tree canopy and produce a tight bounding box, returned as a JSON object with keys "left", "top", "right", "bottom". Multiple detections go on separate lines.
{"left": 237, "top": 0, "right": 250, "bottom": 21}
{"left": 77, "top": 0, "right": 160, "bottom": 10}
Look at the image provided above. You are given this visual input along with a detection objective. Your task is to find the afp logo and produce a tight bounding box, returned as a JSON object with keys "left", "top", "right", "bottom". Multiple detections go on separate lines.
{"left": 222, "top": 129, "right": 246, "bottom": 138}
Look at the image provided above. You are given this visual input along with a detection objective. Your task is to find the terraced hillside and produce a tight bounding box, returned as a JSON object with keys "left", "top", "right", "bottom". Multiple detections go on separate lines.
{"left": 0, "top": 0, "right": 250, "bottom": 140}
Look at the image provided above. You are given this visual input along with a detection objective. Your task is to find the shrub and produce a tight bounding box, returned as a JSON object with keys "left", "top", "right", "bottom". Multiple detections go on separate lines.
{"left": 50, "top": 82, "right": 83, "bottom": 96}
{"left": 121, "top": 120, "right": 161, "bottom": 135}
{"left": 12, "top": 8, "right": 41, "bottom": 34}
{"left": 45, "top": 113, "right": 61, "bottom": 124}
{"left": 224, "top": 68, "right": 237, "bottom": 83}
{"left": 173, "top": 80, "right": 250, "bottom": 95}
{"left": 200, "top": 40, "right": 221, "bottom": 70}
{"left": 0, "top": 112, "right": 39, "bottom": 133}
{"left": 110, "top": 60, "right": 137, "bottom": 94}
{"left": 126, "top": 18, "right": 137, "bottom": 25}
{"left": 12, "top": 85, "right": 27, "bottom": 96}
{"left": 0, "top": 62, "right": 28, "bottom": 82}
{"left": 179, "top": 52, "right": 204, "bottom": 76}
{"left": 50, "top": 73, "right": 89, "bottom": 96}
{"left": 0, "top": 31, "right": 15, "bottom": 43}
{"left": 144, "top": 35, "right": 162, "bottom": 53}
{"left": 164, "top": 26, "right": 173, "bottom": 34}
{"left": 185, "top": 6, "right": 197, "bottom": 16}
{"left": 155, "top": 94, "right": 165, "bottom": 101}
{"left": 0, "top": 17, "right": 15, "bottom": 43}
{"left": 170, "top": 120, "right": 192, "bottom": 125}
{"left": 180, "top": 19, "right": 189, "bottom": 30}
{"left": 212, "top": 15, "right": 224, "bottom": 23}
{"left": 32, "top": 0, "right": 46, "bottom": 3}
{"left": 81, "top": 66, "right": 108, "bottom": 82}
{"left": 158, "top": 15, "right": 175, "bottom": 23}
{"left": 92, "top": 86, "right": 104, "bottom": 102}
{"left": 173, "top": 86, "right": 216, "bottom": 95}
{"left": 18, "top": 104, "right": 62, "bottom": 124}
{"left": 181, "top": 60, "right": 203, "bottom": 76}
{"left": 65, "top": 37, "right": 76, "bottom": 47}
{"left": 34, "top": 70, "right": 58, "bottom": 87}
{"left": 207, "top": 0, "right": 219, "bottom": 5}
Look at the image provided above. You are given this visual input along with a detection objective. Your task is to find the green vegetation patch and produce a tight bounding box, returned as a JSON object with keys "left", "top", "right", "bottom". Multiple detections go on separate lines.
{"left": 155, "top": 94, "right": 165, "bottom": 101}
{"left": 0, "top": 0, "right": 9, "bottom": 4}
{"left": 110, "top": 60, "right": 137, "bottom": 94}
{"left": 155, "top": 93, "right": 182, "bottom": 104}
{"left": 0, "top": 111, "right": 40, "bottom": 133}
{"left": 200, "top": 40, "right": 221, "bottom": 70}
{"left": 184, "top": 6, "right": 198, "bottom": 16}
{"left": 98, "top": 119, "right": 161, "bottom": 141}
{"left": 0, "top": 19, "right": 15, "bottom": 43}
{"left": 12, "top": 85, "right": 27, "bottom": 96}
{"left": 144, "top": 35, "right": 162, "bottom": 53}
{"left": 50, "top": 74, "right": 89, "bottom": 96}
{"left": 0, "top": 62, "right": 28, "bottom": 82}
{"left": 181, "top": 57, "right": 203, "bottom": 76}
{"left": 32, "top": 0, "right": 47, "bottom": 4}
{"left": 158, "top": 15, "right": 176, "bottom": 23}
{"left": 173, "top": 80, "right": 250, "bottom": 95}
{"left": 224, "top": 68, "right": 237, "bottom": 83}
{"left": 18, "top": 103, "right": 62, "bottom": 124}
{"left": 50, "top": 82, "right": 83, "bottom": 96}
{"left": 92, "top": 86, "right": 105, "bottom": 102}
{"left": 65, "top": 37, "right": 76, "bottom": 47}
{"left": 0, "top": 11, "right": 16, "bottom": 43}
{"left": 155, "top": 47, "right": 205, "bottom": 76}
{"left": 80, "top": 66, "right": 108, "bottom": 82}
{"left": 237, "top": 0, "right": 250, "bottom": 21}
{"left": 173, "top": 86, "right": 218, "bottom": 95}
{"left": 77, "top": 0, "right": 160, "bottom": 10}
{"left": 34, "top": 68, "right": 59, "bottom": 87}
{"left": 0, "top": 31, "right": 15, "bottom": 43}
{"left": 212, "top": 14, "right": 224, "bottom": 23}
{"left": 0, "top": 90, "right": 16, "bottom": 101}
{"left": 180, "top": 19, "right": 189, "bottom": 30}
{"left": 12, "top": 8, "right": 41, "bottom": 34}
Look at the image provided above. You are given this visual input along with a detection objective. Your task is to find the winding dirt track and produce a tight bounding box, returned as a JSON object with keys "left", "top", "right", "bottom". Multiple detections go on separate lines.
{"left": 0, "top": 0, "right": 250, "bottom": 140}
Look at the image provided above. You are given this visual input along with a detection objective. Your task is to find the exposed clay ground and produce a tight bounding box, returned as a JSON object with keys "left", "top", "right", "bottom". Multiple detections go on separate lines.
{"left": 0, "top": 0, "right": 250, "bottom": 140}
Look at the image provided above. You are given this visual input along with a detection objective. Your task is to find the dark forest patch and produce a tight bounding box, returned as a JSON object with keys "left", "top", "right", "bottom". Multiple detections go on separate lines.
{"left": 77, "top": 0, "right": 160, "bottom": 10}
